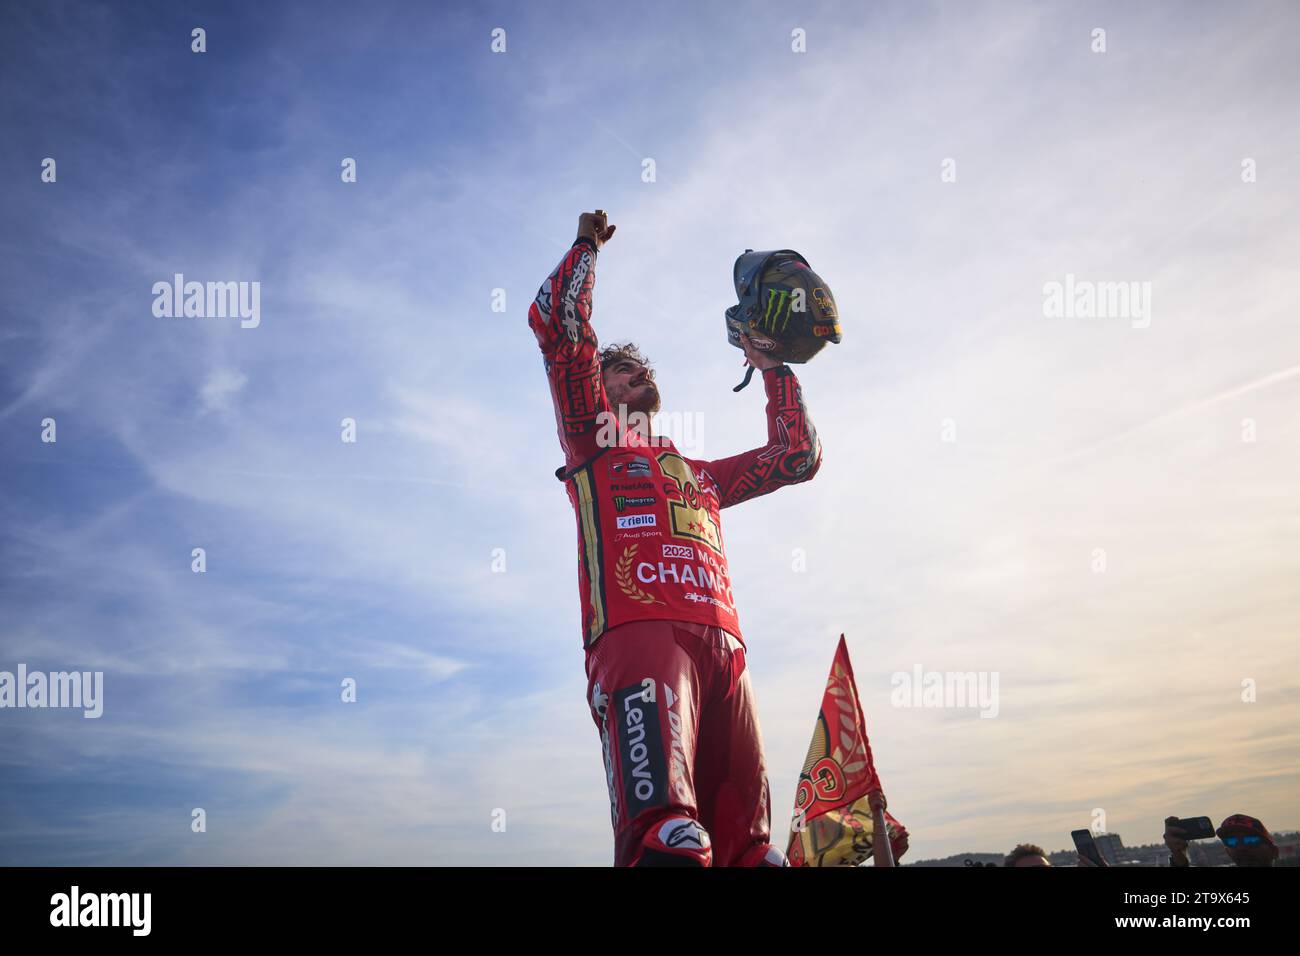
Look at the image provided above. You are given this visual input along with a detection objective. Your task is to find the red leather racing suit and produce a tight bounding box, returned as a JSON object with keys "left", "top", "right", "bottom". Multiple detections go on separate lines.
{"left": 529, "top": 236, "right": 822, "bottom": 865}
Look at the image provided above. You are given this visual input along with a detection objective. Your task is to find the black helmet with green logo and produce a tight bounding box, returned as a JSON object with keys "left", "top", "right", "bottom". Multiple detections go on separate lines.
{"left": 724, "top": 249, "right": 842, "bottom": 389}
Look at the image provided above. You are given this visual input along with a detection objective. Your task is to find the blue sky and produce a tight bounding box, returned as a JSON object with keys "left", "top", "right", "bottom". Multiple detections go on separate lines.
{"left": 2, "top": 0, "right": 1299, "bottom": 865}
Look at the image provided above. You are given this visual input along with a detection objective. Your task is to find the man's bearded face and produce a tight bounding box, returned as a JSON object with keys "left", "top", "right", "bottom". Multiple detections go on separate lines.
{"left": 603, "top": 358, "right": 660, "bottom": 416}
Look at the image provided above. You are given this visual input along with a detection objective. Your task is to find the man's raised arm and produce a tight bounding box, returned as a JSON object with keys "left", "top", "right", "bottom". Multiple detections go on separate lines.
{"left": 693, "top": 351, "right": 822, "bottom": 509}
{"left": 527, "top": 211, "right": 617, "bottom": 470}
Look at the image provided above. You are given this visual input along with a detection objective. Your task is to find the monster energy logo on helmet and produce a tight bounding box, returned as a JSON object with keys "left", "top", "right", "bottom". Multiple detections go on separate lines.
{"left": 724, "top": 248, "right": 842, "bottom": 390}
{"left": 759, "top": 288, "right": 795, "bottom": 334}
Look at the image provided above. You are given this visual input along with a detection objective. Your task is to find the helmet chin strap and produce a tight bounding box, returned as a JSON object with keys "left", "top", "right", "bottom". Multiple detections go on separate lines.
{"left": 732, "top": 364, "right": 756, "bottom": 392}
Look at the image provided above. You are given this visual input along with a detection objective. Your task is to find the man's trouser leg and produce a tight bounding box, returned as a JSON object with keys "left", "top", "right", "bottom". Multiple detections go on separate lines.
{"left": 585, "top": 620, "right": 784, "bottom": 866}
{"left": 585, "top": 619, "right": 711, "bottom": 866}
{"left": 692, "top": 627, "right": 786, "bottom": 867}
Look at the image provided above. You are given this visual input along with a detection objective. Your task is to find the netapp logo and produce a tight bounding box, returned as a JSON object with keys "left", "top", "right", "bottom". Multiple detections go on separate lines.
{"left": 616, "top": 514, "right": 656, "bottom": 529}
{"left": 611, "top": 481, "right": 653, "bottom": 492}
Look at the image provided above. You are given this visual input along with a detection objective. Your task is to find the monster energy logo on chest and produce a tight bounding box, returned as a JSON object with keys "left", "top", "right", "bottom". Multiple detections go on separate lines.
{"left": 613, "top": 495, "right": 656, "bottom": 512}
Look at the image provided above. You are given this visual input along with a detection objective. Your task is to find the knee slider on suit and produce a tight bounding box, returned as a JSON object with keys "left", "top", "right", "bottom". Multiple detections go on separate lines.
{"left": 632, "top": 816, "right": 713, "bottom": 867}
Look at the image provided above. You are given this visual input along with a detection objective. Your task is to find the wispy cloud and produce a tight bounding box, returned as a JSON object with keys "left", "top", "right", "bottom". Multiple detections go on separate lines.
{"left": 2, "top": 0, "right": 1298, "bottom": 865}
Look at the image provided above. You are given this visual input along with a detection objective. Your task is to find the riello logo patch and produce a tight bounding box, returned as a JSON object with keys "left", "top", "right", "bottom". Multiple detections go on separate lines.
{"left": 616, "top": 514, "right": 656, "bottom": 529}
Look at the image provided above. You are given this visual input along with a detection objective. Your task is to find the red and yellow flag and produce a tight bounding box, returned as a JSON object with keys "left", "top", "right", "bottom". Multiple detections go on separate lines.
{"left": 787, "top": 634, "right": 908, "bottom": 866}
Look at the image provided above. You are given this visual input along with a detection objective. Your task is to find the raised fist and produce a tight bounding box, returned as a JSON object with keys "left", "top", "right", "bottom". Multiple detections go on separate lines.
{"left": 577, "top": 210, "right": 616, "bottom": 250}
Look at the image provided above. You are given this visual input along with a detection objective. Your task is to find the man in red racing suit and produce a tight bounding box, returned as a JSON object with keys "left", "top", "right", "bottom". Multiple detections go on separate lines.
{"left": 528, "top": 211, "right": 822, "bottom": 866}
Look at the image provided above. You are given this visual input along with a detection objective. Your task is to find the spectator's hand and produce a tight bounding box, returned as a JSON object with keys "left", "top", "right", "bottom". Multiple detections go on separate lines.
{"left": 740, "top": 332, "right": 782, "bottom": 371}
{"left": 894, "top": 832, "right": 909, "bottom": 860}
{"left": 1077, "top": 853, "right": 1109, "bottom": 867}
{"left": 577, "top": 210, "right": 616, "bottom": 250}
{"left": 1164, "top": 816, "right": 1190, "bottom": 865}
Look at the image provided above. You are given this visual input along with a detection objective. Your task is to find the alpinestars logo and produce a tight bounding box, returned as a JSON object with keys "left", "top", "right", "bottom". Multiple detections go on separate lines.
{"left": 658, "top": 817, "right": 709, "bottom": 851}
{"left": 590, "top": 683, "right": 609, "bottom": 720}
{"left": 592, "top": 682, "right": 618, "bottom": 827}
{"left": 533, "top": 286, "right": 551, "bottom": 319}
{"left": 664, "top": 684, "right": 690, "bottom": 804}
{"left": 562, "top": 250, "right": 593, "bottom": 343}
{"left": 756, "top": 416, "right": 791, "bottom": 462}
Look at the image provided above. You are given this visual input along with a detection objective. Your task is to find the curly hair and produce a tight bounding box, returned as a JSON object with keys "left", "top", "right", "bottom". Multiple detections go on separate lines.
{"left": 598, "top": 341, "right": 655, "bottom": 378}
{"left": 1004, "top": 844, "right": 1049, "bottom": 867}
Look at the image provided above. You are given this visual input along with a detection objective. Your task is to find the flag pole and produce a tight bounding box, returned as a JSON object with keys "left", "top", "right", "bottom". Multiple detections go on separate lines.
{"left": 791, "top": 634, "right": 907, "bottom": 867}
{"left": 869, "top": 790, "right": 895, "bottom": 868}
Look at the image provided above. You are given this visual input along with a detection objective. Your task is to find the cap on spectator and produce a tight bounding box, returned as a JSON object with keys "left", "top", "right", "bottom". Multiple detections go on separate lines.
{"left": 1216, "top": 814, "right": 1274, "bottom": 845}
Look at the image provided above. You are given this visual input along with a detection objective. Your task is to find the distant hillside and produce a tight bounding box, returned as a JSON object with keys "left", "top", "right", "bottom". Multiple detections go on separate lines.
{"left": 907, "top": 831, "right": 1300, "bottom": 867}
{"left": 908, "top": 852, "right": 1003, "bottom": 868}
